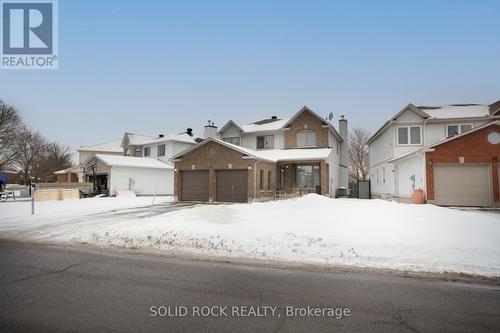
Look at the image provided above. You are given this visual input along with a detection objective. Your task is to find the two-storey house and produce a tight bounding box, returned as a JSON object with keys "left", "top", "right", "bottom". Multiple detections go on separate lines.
{"left": 171, "top": 106, "right": 349, "bottom": 202}
{"left": 368, "top": 101, "right": 500, "bottom": 207}
{"left": 80, "top": 130, "right": 200, "bottom": 196}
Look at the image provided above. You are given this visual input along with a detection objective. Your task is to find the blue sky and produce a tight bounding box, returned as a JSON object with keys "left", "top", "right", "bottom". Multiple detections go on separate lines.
{"left": 1, "top": 0, "right": 499, "bottom": 155}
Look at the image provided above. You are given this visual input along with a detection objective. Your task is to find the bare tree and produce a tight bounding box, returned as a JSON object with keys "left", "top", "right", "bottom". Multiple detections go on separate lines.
{"left": 14, "top": 128, "right": 48, "bottom": 184}
{"left": 0, "top": 101, "right": 22, "bottom": 170}
{"left": 38, "top": 142, "right": 73, "bottom": 182}
{"left": 348, "top": 128, "right": 370, "bottom": 182}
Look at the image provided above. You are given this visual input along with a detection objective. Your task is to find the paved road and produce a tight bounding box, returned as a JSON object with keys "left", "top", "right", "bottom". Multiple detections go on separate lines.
{"left": 0, "top": 241, "right": 499, "bottom": 332}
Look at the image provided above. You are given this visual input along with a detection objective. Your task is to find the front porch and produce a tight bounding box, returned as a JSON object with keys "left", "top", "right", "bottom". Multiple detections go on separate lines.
{"left": 276, "top": 160, "right": 329, "bottom": 197}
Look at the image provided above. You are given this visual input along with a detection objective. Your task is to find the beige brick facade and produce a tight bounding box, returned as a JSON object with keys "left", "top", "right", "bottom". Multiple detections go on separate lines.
{"left": 284, "top": 110, "right": 329, "bottom": 149}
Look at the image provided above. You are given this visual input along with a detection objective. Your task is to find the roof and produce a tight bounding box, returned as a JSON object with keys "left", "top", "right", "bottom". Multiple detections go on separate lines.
{"left": 368, "top": 102, "right": 494, "bottom": 144}
{"left": 87, "top": 154, "right": 173, "bottom": 169}
{"left": 389, "top": 120, "right": 500, "bottom": 163}
{"left": 141, "top": 133, "right": 198, "bottom": 145}
{"left": 53, "top": 166, "right": 80, "bottom": 174}
{"left": 217, "top": 106, "right": 344, "bottom": 142}
{"left": 122, "top": 133, "right": 155, "bottom": 146}
{"left": 418, "top": 104, "right": 490, "bottom": 119}
{"left": 78, "top": 140, "right": 123, "bottom": 153}
{"left": 171, "top": 137, "right": 333, "bottom": 163}
{"left": 122, "top": 132, "right": 198, "bottom": 146}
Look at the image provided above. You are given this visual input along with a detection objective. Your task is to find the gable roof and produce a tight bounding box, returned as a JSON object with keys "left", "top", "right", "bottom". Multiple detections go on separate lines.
{"left": 170, "top": 137, "right": 333, "bottom": 163}
{"left": 218, "top": 106, "right": 343, "bottom": 142}
{"left": 368, "top": 102, "right": 494, "bottom": 144}
{"left": 490, "top": 100, "right": 500, "bottom": 116}
{"left": 78, "top": 140, "right": 123, "bottom": 153}
{"left": 217, "top": 120, "right": 244, "bottom": 134}
{"left": 389, "top": 120, "right": 500, "bottom": 163}
{"left": 85, "top": 154, "right": 173, "bottom": 169}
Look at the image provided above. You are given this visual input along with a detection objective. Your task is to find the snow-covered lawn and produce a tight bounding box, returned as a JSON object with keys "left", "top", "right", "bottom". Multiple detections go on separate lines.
{"left": 1, "top": 194, "right": 499, "bottom": 277}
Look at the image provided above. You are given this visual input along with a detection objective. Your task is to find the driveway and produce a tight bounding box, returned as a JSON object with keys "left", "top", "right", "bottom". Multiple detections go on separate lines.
{"left": 1, "top": 241, "right": 499, "bottom": 332}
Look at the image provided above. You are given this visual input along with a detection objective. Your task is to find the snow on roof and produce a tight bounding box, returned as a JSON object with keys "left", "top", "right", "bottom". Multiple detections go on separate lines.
{"left": 53, "top": 166, "right": 80, "bottom": 174}
{"left": 124, "top": 133, "right": 155, "bottom": 145}
{"left": 253, "top": 148, "right": 333, "bottom": 162}
{"left": 93, "top": 154, "right": 173, "bottom": 169}
{"left": 171, "top": 137, "right": 332, "bottom": 163}
{"left": 78, "top": 140, "right": 123, "bottom": 153}
{"left": 240, "top": 118, "right": 291, "bottom": 133}
{"left": 141, "top": 132, "right": 198, "bottom": 145}
{"left": 419, "top": 104, "right": 490, "bottom": 119}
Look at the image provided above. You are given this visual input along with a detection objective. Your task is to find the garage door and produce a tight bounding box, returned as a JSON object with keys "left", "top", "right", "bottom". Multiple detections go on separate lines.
{"left": 216, "top": 170, "right": 248, "bottom": 202}
{"left": 434, "top": 164, "right": 490, "bottom": 207}
{"left": 181, "top": 171, "right": 209, "bottom": 201}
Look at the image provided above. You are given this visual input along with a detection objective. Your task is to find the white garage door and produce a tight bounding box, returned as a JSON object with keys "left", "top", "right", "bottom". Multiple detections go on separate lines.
{"left": 434, "top": 164, "right": 491, "bottom": 207}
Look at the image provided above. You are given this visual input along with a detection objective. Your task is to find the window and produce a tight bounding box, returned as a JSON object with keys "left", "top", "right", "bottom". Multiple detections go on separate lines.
{"left": 376, "top": 168, "right": 379, "bottom": 184}
{"left": 256, "top": 135, "right": 274, "bottom": 149}
{"left": 447, "top": 124, "right": 472, "bottom": 138}
{"left": 260, "top": 170, "right": 264, "bottom": 190}
{"left": 267, "top": 171, "right": 272, "bottom": 190}
{"left": 134, "top": 147, "right": 142, "bottom": 157}
{"left": 144, "top": 147, "right": 151, "bottom": 157}
{"left": 295, "top": 165, "right": 320, "bottom": 189}
{"left": 397, "top": 126, "right": 421, "bottom": 145}
{"left": 157, "top": 144, "right": 166, "bottom": 157}
{"left": 296, "top": 131, "right": 316, "bottom": 147}
{"left": 382, "top": 167, "right": 385, "bottom": 183}
{"left": 223, "top": 137, "right": 240, "bottom": 146}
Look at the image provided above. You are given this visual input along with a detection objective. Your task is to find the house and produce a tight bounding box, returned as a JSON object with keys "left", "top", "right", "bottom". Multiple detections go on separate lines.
{"left": 81, "top": 129, "right": 200, "bottom": 195}
{"left": 368, "top": 101, "right": 500, "bottom": 207}
{"left": 171, "top": 106, "right": 349, "bottom": 202}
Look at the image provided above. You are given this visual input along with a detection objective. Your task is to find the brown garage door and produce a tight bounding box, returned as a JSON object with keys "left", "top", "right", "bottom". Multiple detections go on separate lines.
{"left": 181, "top": 170, "right": 209, "bottom": 201}
{"left": 434, "top": 164, "right": 491, "bottom": 207}
{"left": 216, "top": 170, "right": 248, "bottom": 202}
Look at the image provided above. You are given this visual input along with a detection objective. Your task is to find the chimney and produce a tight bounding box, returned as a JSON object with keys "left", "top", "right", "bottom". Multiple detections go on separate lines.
{"left": 186, "top": 128, "right": 193, "bottom": 136}
{"left": 338, "top": 115, "right": 349, "bottom": 188}
{"left": 203, "top": 120, "right": 218, "bottom": 139}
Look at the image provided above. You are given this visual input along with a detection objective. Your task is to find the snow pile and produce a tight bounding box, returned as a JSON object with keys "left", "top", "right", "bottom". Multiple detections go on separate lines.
{"left": 1, "top": 194, "right": 499, "bottom": 276}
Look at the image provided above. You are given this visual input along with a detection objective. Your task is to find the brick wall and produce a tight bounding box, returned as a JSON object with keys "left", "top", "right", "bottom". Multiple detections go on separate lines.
{"left": 174, "top": 141, "right": 258, "bottom": 202}
{"left": 425, "top": 124, "right": 500, "bottom": 203}
{"left": 284, "top": 110, "right": 329, "bottom": 149}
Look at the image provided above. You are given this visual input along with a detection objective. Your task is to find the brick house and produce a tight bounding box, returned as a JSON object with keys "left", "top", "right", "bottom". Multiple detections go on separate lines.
{"left": 368, "top": 100, "right": 499, "bottom": 207}
{"left": 425, "top": 121, "right": 500, "bottom": 207}
{"left": 171, "top": 107, "right": 349, "bottom": 202}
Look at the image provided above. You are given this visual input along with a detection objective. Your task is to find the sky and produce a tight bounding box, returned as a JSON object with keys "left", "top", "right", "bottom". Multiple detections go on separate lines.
{"left": 1, "top": 0, "right": 499, "bottom": 159}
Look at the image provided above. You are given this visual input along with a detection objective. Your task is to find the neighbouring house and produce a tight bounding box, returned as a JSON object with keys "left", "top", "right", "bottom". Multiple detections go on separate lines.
{"left": 80, "top": 130, "right": 200, "bottom": 195}
{"left": 171, "top": 106, "right": 349, "bottom": 202}
{"left": 368, "top": 101, "right": 500, "bottom": 207}
{"left": 53, "top": 140, "right": 123, "bottom": 183}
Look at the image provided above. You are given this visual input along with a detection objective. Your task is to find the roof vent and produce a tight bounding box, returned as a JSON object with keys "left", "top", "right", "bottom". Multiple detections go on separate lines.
{"left": 158, "top": 134, "right": 164, "bottom": 138}
{"left": 271, "top": 116, "right": 277, "bottom": 119}
{"left": 186, "top": 128, "right": 193, "bottom": 136}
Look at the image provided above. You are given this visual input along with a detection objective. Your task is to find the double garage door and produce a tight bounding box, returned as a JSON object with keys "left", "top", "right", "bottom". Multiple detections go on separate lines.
{"left": 180, "top": 170, "right": 248, "bottom": 202}
{"left": 433, "top": 164, "right": 491, "bottom": 207}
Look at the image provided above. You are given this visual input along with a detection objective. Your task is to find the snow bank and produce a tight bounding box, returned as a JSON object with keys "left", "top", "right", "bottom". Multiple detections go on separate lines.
{"left": 1, "top": 194, "right": 499, "bottom": 276}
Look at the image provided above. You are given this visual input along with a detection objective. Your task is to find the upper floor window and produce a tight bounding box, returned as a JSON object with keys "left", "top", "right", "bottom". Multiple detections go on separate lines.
{"left": 297, "top": 131, "right": 316, "bottom": 147}
{"left": 157, "top": 144, "right": 166, "bottom": 157}
{"left": 397, "top": 126, "right": 421, "bottom": 145}
{"left": 257, "top": 135, "right": 274, "bottom": 149}
{"left": 144, "top": 147, "right": 151, "bottom": 157}
{"left": 447, "top": 124, "right": 472, "bottom": 138}
{"left": 223, "top": 137, "right": 240, "bottom": 146}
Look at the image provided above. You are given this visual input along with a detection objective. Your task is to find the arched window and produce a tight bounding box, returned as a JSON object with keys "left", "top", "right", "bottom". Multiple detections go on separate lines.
{"left": 296, "top": 130, "right": 316, "bottom": 147}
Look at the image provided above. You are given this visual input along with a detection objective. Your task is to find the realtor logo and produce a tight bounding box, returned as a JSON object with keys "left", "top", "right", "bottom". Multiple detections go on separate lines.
{"left": 1, "top": 0, "right": 58, "bottom": 69}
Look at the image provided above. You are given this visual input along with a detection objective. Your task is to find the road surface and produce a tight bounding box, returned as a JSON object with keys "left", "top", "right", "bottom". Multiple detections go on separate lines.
{"left": 0, "top": 241, "right": 499, "bottom": 332}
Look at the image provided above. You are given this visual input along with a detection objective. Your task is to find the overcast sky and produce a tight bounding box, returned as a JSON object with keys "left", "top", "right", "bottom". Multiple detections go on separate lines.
{"left": 1, "top": 0, "right": 499, "bottom": 159}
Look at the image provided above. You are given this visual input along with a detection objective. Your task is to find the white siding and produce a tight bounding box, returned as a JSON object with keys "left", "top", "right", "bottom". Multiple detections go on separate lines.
{"left": 241, "top": 132, "right": 284, "bottom": 150}
{"left": 109, "top": 167, "right": 173, "bottom": 195}
{"left": 221, "top": 125, "right": 241, "bottom": 140}
{"left": 393, "top": 154, "right": 425, "bottom": 198}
